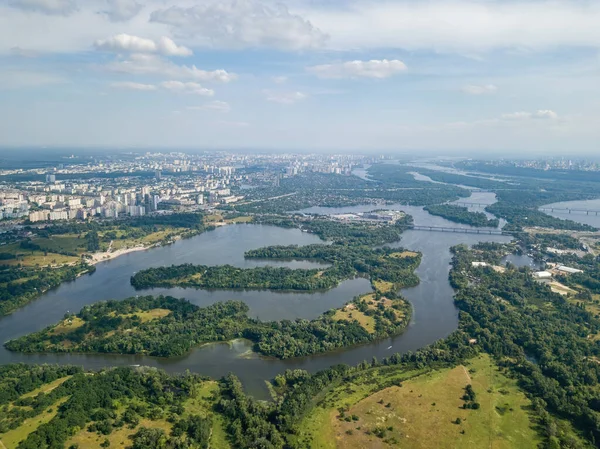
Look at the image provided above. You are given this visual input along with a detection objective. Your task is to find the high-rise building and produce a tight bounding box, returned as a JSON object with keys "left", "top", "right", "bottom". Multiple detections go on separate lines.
{"left": 46, "top": 174, "right": 56, "bottom": 183}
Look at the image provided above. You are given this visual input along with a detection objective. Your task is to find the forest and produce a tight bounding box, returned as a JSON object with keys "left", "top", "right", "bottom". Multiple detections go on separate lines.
{"left": 423, "top": 204, "right": 500, "bottom": 227}
{"left": 0, "top": 364, "right": 216, "bottom": 449}
{"left": 131, "top": 244, "right": 421, "bottom": 292}
{"left": 0, "top": 263, "right": 95, "bottom": 317}
{"left": 5, "top": 294, "right": 412, "bottom": 359}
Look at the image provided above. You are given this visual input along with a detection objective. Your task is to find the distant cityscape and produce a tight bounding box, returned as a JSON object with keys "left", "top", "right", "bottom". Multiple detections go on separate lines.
{"left": 0, "top": 152, "right": 378, "bottom": 223}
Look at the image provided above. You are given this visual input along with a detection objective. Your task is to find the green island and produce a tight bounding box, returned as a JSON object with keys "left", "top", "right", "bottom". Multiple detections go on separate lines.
{"left": 423, "top": 204, "right": 500, "bottom": 227}
{"left": 5, "top": 291, "right": 411, "bottom": 359}
{"left": 130, "top": 244, "right": 421, "bottom": 292}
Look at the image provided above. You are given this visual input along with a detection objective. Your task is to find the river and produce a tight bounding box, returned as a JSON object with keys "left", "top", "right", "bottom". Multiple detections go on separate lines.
{"left": 0, "top": 197, "right": 519, "bottom": 398}
{"left": 541, "top": 199, "right": 600, "bottom": 229}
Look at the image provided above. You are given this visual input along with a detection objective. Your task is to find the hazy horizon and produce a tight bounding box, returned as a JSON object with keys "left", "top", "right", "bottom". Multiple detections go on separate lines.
{"left": 1, "top": 0, "right": 600, "bottom": 152}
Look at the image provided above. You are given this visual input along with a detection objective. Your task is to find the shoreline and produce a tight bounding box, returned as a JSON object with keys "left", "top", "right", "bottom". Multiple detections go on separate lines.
{"left": 89, "top": 245, "right": 151, "bottom": 265}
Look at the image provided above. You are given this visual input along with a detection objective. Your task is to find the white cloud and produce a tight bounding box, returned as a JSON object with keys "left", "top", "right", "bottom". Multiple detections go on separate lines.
{"left": 160, "top": 81, "right": 214, "bottom": 96}
{"left": 106, "top": 54, "right": 236, "bottom": 83}
{"left": 502, "top": 110, "right": 559, "bottom": 120}
{"left": 533, "top": 109, "right": 559, "bottom": 120}
{"left": 9, "top": 0, "right": 76, "bottom": 15}
{"left": 462, "top": 84, "right": 497, "bottom": 95}
{"left": 102, "top": 0, "right": 143, "bottom": 22}
{"left": 110, "top": 81, "right": 156, "bottom": 91}
{"left": 307, "top": 59, "right": 407, "bottom": 79}
{"left": 95, "top": 34, "right": 193, "bottom": 57}
{"left": 302, "top": 1, "right": 600, "bottom": 53}
{"left": 150, "top": 0, "right": 327, "bottom": 50}
{"left": 187, "top": 101, "right": 231, "bottom": 112}
{"left": 271, "top": 76, "right": 288, "bottom": 84}
{"left": 265, "top": 90, "right": 306, "bottom": 104}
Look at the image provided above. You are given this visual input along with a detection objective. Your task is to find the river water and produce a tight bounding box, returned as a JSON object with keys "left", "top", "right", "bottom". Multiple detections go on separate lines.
{"left": 541, "top": 199, "right": 600, "bottom": 229}
{"left": 0, "top": 195, "right": 519, "bottom": 398}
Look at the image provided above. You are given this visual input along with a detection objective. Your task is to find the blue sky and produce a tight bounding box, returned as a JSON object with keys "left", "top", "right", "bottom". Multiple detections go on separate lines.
{"left": 1, "top": 0, "right": 600, "bottom": 153}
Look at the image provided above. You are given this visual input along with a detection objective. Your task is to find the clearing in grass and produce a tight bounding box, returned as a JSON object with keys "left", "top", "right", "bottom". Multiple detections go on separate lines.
{"left": 331, "top": 354, "right": 541, "bottom": 449}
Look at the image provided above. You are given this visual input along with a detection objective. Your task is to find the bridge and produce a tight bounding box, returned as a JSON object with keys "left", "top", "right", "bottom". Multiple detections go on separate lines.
{"left": 538, "top": 207, "right": 600, "bottom": 216}
{"left": 398, "top": 224, "right": 507, "bottom": 235}
{"left": 455, "top": 202, "right": 600, "bottom": 216}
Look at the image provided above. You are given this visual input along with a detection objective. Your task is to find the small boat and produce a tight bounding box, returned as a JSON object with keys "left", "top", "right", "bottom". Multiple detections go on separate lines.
{"left": 387, "top": 345, "right": 393, "bottom": 350}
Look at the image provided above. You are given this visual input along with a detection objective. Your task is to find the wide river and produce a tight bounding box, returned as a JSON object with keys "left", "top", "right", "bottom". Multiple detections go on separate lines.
{"left": 1, "top": 199, "right": 516, "bottom": 398}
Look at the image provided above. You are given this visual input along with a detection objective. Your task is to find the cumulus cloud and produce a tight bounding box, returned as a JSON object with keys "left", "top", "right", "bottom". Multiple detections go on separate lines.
{"left": 307, "top": 59, "right": 407, "bottom": 79}
{"left": 187, "top": 101, "right": 231, "bottom": 113}
{"left": 160, "top": 81, "right": 214, "bottom": 96}
{"left": 265, "top": 90, "right": 307, "bottom": 104}
{"left": 106, "top": 54, "right": 236, "bottom": 83}
{"left": 9, "top": 0, "right": 77, "bottom": 15}
{"left": 502, "top": 110, "right": 559, "bottom": 120}
{"left": 149, "top": 0, "right": 327, "bottom": 50}
{"left": 102, "top": 0, "right": 143, "bottom": 22}
{"left": 110, "top": 81, "right": 156, "bottom": 91}
{"left": 95, "top": 34, "right": 193, "bottom": 57}
{"left": 462, "top": 84, "right": 497, "bottom": 95}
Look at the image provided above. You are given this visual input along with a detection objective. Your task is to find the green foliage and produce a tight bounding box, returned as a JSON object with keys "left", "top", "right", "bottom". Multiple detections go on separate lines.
{"left": 0, "top": 263, "right": 96, "bottom": 317}
{"left": 451, "top": 245, "right": 600, "bottom": 444}
{"left": 424, "top": 204, "right": 499, "bottom": 228}
{"left": 6, "top": 293, "right": 411, "bottom": 359}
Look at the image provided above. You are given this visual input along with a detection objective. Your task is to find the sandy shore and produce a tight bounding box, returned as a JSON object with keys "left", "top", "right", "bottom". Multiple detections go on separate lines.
{"left": 89, "top": 245, "right": 150, "bottom": 265}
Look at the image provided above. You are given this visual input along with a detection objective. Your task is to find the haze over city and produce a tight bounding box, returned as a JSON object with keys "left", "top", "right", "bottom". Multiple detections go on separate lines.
{"left": 2, "top": 0, "right": 600, "bottom": 152}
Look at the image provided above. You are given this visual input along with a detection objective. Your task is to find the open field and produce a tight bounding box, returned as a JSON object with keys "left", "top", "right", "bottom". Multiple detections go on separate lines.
{"left": 292, "top": 366, "right": 426, "bottom": 449}
{"left": 1, "top": 397, "right": 69, "bottom": 449}
{"left": 21, "top": 376, "right": 72, "bottom": 399}
{"left": 390, "top": 251, "right": 419, "bottom": 259}
{"left": 332, "top": 354, "right": 540, "bottom": 449}
{"left": 332, "top": 293, "right": 405, "bottom": 334}
{"left": 295, "top": 354, "right": 542, "bottom": 449}
{"left": 183, "top": 381, "right": 231, "bottom": 449}
{"left": 333, "top": 303, "right": 376, "bottom": 333}
{"left": 0, "top": 242, "right": 80, "bottom": 267}
{"left": 372, "top": 280, "right": 394, "bottom": 294}
{"left": 66, "top": 416, "right": 172, "bottom": 449}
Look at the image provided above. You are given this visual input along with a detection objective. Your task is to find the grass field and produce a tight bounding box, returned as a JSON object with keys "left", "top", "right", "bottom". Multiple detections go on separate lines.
{"left": 0, "top": 242, "right": 80, "bottom": 267}
{"left": 1, "top": 397, "right": 69, "bottom": 449}
{"left": 332, "top": 293, "right": 404, "bottom": 334}
{"left": 294, "top": 354, "right": 542, "bottom": 449}
{"left": 291, "top": 366, "right": 426, "bottom": 449}
{"left": 20, "top": 376, "right": 72, "bottom": 399}
{"left": 390, "top": 251, "right": 419, "bottom": 259}
{"left": 66, "top": 416, "right": 172, "bottom": 449}
{"left": 183, "top": 381, "right": 231, "bottom": 449}
{"left": 332, "top": 354, "right": 540, "bottom": 449}
{"left": 372, "top": 280, "right": 394, "bottom": 294}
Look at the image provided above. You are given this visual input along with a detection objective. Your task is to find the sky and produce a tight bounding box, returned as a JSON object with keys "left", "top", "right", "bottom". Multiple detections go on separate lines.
{"left": 1, "top": 0, "right": 600, "bottom": 153}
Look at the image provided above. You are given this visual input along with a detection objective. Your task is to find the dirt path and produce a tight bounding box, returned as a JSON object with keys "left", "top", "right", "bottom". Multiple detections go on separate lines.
{"left": 462, "top": 365, "right": 472, "bottom": 383}
{"left": 0, "top": 439, "right": 7, "bottom": 449}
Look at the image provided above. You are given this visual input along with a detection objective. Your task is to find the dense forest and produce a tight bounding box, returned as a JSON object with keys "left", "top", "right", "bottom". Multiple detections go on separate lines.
{"left": 6, "top": 294, "right": 412, "bottom": 359}
{"left": 130, "top": 264, "right": 349, "bottom": 291}
{"left": 0, "top": 263, "right": 95, "bottom": 317}
{"left": 131, "top": 244, "right": 421, "bottom": 292}
{"left": 423, "top": 204, "right": 500, "bottom": 227}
